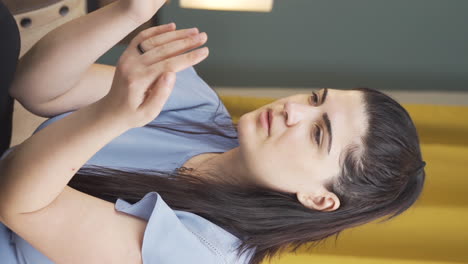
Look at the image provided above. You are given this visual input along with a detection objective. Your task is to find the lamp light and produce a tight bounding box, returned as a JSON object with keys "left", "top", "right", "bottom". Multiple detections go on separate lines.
{"left": 180, "top": 0, "right": 273, "bottom": 12}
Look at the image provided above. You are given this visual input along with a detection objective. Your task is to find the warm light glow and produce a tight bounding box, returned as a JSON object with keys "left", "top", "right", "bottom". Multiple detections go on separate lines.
{"left": 180, "top": 0, "right": 273, "bottom": 12}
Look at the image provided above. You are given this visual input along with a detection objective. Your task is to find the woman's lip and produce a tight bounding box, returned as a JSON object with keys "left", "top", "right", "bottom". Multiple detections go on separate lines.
{"left": 260, "top": 109, "right": 269, "bottom": 135}
{"left": 268, "top": 109, "right": 273, "bottom": 134}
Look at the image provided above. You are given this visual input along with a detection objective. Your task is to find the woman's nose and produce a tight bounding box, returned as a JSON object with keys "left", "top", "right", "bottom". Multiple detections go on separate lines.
{"left": 283, "top": 102, "right": 319, "bottom": 126}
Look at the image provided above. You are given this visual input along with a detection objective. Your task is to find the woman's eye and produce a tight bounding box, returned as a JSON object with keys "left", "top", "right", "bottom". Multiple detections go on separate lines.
{"left": 310, "top": 92, "right": 319, "bottom": 105}
{"left": 314, "top": 126, "right": 321, "bottom": 146}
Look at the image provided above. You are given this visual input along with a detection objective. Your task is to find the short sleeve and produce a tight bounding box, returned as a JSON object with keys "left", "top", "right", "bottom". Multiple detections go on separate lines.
{"left": 115, "top": 192, "right": 224, "bottom": 263}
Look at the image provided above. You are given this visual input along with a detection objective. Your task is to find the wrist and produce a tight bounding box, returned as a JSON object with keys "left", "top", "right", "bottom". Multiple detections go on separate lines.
{"left": 92, "top": 97, "right": 134, "bottom": 132}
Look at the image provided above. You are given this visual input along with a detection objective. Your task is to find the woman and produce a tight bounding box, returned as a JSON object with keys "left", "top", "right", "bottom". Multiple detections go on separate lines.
{"left": 0, "top": 0, "right": 426, "bottom": 263}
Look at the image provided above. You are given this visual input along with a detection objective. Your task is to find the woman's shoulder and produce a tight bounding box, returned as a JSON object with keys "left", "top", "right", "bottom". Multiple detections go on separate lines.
{"left": 115, "top": 192, "right": 254, "bottom": 263}
{"left": 160, "top": 66, "right": 223, "bottom": 113}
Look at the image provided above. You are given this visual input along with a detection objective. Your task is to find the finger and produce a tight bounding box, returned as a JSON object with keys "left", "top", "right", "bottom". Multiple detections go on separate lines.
{"left": 140, "top": 27, "right": 200, "bottom": 53}
{"left": 147, "top": 47, "right": 209, "bottom": 75}
{"left": 128, "top": 23, "right": 176, "bottom": 54}
{"left": 139, "top": 72, "right": 176, "bottom": 112}
{"left": 142, "top": 32, "right": 208, "bottom": 65}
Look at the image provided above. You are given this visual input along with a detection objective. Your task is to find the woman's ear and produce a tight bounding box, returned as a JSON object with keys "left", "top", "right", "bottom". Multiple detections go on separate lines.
{"left": 297, "top": 190, "right": 340, "bottom": 212}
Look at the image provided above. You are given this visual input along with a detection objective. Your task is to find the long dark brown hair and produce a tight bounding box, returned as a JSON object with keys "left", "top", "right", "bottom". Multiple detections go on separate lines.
{"left": 68, "top": 87, "right": 426, "bottom": 264}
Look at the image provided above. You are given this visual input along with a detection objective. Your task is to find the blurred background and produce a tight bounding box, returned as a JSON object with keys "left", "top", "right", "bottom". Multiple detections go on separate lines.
{"left": 4, "top": 0, "right": 468, "bottom": 263}
{"left": 99, "top": 0, "right": 468, "bottom": 91}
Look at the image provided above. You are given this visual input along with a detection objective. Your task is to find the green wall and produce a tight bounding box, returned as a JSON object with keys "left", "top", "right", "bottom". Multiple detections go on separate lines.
{"left": 153, "top": 0, "right": 468, "bottom": 91}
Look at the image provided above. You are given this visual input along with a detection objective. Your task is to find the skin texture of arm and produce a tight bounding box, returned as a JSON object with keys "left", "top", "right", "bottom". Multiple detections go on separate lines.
{"left": 0, "top": 19, "right": 206, "bottom": 262}
{"left": 0, "top": 3, "right": 206, "bottom": 215}
{"left": 0, "top": 101, "right": 146, "bottom": 263}
{"left": 8, "top": 0, "right": 140, "bottom": 116}
{"left": 0, "top": 1, "right": 201, "bottom": 261}
{"left": 35, "top": 63, "right": 116, "bottom": 117}
{"left": 0, "top": 100, "right": 129, "bottom": 215}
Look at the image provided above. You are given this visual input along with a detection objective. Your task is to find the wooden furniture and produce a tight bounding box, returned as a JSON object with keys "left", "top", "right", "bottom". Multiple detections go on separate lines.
{"left": 4, "top": 0, "right": 87, "bottom": 57}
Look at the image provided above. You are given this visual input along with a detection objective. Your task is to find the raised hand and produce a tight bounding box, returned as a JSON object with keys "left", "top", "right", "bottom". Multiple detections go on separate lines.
{"left": 99, "top": 23, "right": 209, "bottom": 128}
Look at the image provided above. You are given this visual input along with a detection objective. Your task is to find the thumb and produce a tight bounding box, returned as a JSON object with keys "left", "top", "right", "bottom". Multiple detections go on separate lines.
{"left": 140, "top": 72, "right": 176, "bottom": 113}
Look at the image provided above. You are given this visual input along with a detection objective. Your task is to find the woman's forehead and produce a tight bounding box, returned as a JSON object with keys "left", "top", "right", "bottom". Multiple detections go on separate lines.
{"left": 326, "top": 89, "right": 368, "bottom": 159}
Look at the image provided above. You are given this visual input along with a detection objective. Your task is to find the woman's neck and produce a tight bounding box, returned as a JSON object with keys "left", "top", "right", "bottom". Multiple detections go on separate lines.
{"left": 181, "top": 147, "right": 256, "bottom": 187}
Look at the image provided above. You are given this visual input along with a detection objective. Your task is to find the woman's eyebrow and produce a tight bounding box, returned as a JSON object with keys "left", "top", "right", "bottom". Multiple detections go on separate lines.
{"left": 323, "top": 113, "right": 332, "bottom": 155}
{"left": 321, "top": 88, "right": 328, "bottom": 104}
{"left": 320, "top": 88, "right": 332, "bottom": 155}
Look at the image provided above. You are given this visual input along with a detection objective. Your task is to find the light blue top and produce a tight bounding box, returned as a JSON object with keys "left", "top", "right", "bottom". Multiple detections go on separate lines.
{"left": 0, "top": 66, "right": 254, "bottom": 263}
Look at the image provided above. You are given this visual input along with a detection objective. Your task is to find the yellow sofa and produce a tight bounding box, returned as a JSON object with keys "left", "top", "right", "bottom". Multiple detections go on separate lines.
{"left": 220, "top": 95, "right": 468, "bottom": 264}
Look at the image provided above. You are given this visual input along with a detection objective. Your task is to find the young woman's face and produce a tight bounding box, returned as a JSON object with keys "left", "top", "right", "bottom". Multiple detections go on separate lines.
{"left": 237, "top": 88, "right": 368, "bottom": 211}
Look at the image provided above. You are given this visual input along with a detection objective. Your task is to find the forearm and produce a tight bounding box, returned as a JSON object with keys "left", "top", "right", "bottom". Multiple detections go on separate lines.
{"left": 0, "top": 100, "right": 129, "bottom": 215}
{"left": 9, "top": 0, "right": 142, "bottom": 106}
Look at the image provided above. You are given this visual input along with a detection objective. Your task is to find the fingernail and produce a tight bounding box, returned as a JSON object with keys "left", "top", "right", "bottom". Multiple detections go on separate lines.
{"left": 197, "top": 47, "right": 209, "bottom": 56}
{"left": 192, "top": 32, "right": 206, "bottom": 42}
{"left": 188, "top": 27, "right": 199, "bottom": 34}
{"left": 199, "top": 32, "right": 207, "bottom": 41}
